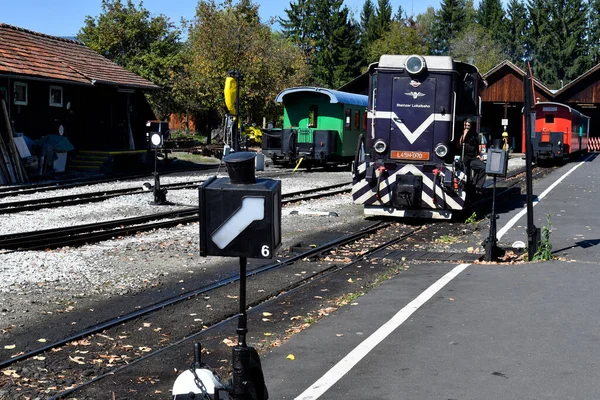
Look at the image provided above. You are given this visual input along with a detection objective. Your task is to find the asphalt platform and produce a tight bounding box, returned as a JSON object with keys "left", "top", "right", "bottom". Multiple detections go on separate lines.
{"left": 259, "top": 152, "right": 600, "bottom": 399}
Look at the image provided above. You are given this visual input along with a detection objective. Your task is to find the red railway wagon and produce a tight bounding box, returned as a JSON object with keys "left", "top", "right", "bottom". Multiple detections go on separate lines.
{"left": 523, "top": 102, "right": 590, "bottom": 162}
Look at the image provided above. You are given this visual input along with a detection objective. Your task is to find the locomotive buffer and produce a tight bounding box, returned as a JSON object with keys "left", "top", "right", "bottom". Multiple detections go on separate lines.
{"left": 173, "top": 152, "right": 281, "bottom": 400}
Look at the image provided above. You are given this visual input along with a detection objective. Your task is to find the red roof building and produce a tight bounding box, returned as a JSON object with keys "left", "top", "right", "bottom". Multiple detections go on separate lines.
{"left": 0, "top": 23, "right": 158, "bottom": 153}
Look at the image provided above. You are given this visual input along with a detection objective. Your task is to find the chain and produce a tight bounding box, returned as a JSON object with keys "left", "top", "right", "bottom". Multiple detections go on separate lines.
{"left": 191, "top": 366, "right": 214, "bottom": 400}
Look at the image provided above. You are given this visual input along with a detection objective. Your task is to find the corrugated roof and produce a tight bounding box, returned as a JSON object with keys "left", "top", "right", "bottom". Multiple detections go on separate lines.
{"left": 0, "top": 24, "right": 158, "bottom": 89}
{"left": 275, "top": 86, "right": 368, "bottom": 107}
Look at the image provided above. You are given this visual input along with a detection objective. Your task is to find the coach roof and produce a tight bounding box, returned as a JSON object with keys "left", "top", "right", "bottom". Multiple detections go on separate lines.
{"left": 275, "top": 86, "right": 368, "bottom": 107}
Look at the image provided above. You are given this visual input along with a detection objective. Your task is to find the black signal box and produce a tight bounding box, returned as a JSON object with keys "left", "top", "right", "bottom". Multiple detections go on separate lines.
{"left": 199, "top": 152, "right": 281, "bottom": 259}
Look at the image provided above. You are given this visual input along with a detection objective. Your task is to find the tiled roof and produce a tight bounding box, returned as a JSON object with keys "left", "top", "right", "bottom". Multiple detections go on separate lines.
{"left": 0, "top": 23, "right": 159, "bottom": 89}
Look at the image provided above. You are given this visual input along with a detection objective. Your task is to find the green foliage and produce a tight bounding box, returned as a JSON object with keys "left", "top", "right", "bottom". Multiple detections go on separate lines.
{"left": 526, "top": 0, "right": 590, "bottom": 89}
{"left": 476, "top": 0, "right": 505, "bottom": 43}
{"left": 367, "top": 19, "right": 429, "bottom": 63}
{"left": 281, "top": 0, "right": 362, "bottom": 88}
{"left": 532, "top": 213, "right": 553, "bottom": 261}
{"left": 450, "top": 24, "right": 505, "bottom": 73}
{"left": 78, "top": 0, "right": 184, "bottom": 119}
{"left": 243, "top": 125, "right": 263, "bottom": 144}
{"left": 433, "top": 0, "right": 469, "bottom": 54}
{"left": 465, "top": 212, "right": 478, "bottom": 224}
{"left": 185, "top": 0, "right": 310, "bottom": 128}
{"left": 504, "top": 0, "right": 528, "bottom": 66}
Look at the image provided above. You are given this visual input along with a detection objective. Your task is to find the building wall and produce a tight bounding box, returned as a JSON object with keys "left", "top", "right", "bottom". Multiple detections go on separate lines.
{"left": 0, "top": 77, "right": 155, "bottom": 151}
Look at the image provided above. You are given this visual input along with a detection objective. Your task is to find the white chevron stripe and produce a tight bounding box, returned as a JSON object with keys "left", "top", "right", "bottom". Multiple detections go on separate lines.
{"left": 368, "top": 111, "right": 452, "bottom": 144}
{"left": 352, "top": 164, "right": 466, "bottom": 209}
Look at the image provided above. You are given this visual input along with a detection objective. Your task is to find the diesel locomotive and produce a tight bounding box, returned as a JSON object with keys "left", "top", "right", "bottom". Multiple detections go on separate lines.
{"left": 352, "top": 55, "right": 487, "bottom": 219}
{"left": 271, "top": 87, "right": 368, "bottom": 168}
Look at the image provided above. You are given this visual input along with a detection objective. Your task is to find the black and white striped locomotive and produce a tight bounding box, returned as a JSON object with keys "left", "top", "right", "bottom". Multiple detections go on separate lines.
{"left": 352, "top": 55, "right": 487, "bottom": 219}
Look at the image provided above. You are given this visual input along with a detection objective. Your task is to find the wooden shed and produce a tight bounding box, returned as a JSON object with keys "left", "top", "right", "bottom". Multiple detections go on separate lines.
{"left": 481, "top": 60, "right": 554, "bottom": 152}
{"left": 0, "top": 24, "right": 158, "bottom": 155}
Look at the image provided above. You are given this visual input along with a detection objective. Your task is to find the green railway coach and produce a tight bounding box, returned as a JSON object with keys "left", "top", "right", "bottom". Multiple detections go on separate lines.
{"left": 272, "top": 87, "right": 368, "bottom": 169}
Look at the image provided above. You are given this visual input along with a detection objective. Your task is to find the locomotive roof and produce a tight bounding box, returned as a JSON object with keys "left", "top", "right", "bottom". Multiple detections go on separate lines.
{"left": 371, "top": 55, "right": 480, "bottom": 74}
{"left": 275, "top": 87, "right": 368, "bottom": 107}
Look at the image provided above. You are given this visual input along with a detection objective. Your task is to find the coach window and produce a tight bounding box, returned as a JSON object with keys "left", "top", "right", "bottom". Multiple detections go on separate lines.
{"left": 14, "top": 82, "right": 27, "bottom": 105}
{"left": 354, "top": 110, "right": 360, "bottom": 129}
{"left": 363, "top": 111, "right": 367, "bottom": 130}
{"left": 308, "top": 105, "right": 318, "bottom": 128}
{"left": 345, "top": 109, "right": 352, "bottom": 130}
{"left": 545, "top": 114, "right": 554, "bottom": 124}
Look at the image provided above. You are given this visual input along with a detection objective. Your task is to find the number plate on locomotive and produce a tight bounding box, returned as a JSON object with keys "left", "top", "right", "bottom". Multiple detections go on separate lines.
{"left": 391, "top": 151, "right": 430, "bottom": 160}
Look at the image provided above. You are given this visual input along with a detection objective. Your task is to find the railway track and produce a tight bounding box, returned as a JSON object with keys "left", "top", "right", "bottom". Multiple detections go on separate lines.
{"left": 0, "top": 164, "right": 547, "bottom": 398}
{"left": 0, "top": 182, "right": 352, "bottom": 251}
{"left": 0, "top": 219, "right": 430, "bottom": 399}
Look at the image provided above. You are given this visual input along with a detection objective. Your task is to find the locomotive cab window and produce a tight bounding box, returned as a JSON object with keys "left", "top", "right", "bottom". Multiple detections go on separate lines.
{"left": 545, "top": 114, "right": 554, "bottom": 124}
{"left": 308, "top": 105, "right": 318, "bottom": 128}
{"left": 345, "top": 109, "right": 351, "bottom": 130}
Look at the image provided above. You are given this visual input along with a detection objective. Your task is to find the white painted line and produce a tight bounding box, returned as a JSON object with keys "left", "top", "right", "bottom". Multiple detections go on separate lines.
{"left": 497, "top": 155, "right": 593, "bottom": 240}
{"left": 295, "top": 263, "right": 471, "bottom": 400}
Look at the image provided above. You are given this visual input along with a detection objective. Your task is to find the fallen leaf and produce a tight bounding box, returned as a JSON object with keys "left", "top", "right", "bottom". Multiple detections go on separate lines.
{"left": 286, "top": 354, "right": 295, "bottom": 360}
{"left": 336, "top": 334, "right": 344, "bottom": 337}
{"left": 4, "top": 344, "right": 15, "bottom": 349}
{"left": 264, "top": 332, "right": 273, "bottom": 336}
{"left": 262, "top": 312, "right": 272, "bottom": 317}
{"left": 348, "top": 278, "right": 354, "bottom": 283}
{"left": 143, "top": 323, "right": 152, "bottom": 328}
{"left": 223, "top": 338, "right": 236, "bottom": 347}
{"left": 37, "top": 338, "right": 47, "bottom": 343}
{"left": 69, "top": 355, "right": 85, "bottom": 365}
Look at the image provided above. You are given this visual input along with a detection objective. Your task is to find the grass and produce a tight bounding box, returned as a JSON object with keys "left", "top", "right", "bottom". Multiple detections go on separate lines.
{"left": 531, "top": 213, "right": 553, "bottom": 261}
{"left": 168, "top": 151, "right": 220, "bottom": 165}
{"left": 435, "top": 235, "right": 459, "bottom": 244}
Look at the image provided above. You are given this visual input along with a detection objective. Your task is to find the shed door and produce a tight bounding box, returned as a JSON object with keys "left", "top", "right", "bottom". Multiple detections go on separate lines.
{"left": 390, "top": 77, "right": 437, "bottom": 156}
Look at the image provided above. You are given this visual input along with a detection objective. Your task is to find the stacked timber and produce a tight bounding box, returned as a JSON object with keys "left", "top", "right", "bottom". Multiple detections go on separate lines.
{"left": 0, "top": 99, "right": 28, "bottom": 184}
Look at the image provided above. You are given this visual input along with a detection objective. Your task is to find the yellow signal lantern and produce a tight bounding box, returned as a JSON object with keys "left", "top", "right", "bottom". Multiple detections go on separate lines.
{"left": 224, "top": 75, "right": 238, "bottom": 116}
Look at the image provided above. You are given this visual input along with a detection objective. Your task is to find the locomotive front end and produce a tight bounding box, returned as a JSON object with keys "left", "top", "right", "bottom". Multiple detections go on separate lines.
{"left": 352, "top": 55, "right": 482, "bottom": 219}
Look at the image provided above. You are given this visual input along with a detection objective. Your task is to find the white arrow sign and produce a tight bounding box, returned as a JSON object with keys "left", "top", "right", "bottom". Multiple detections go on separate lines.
{"left": 211, "top": 197, "right": 265, "bottom": 249}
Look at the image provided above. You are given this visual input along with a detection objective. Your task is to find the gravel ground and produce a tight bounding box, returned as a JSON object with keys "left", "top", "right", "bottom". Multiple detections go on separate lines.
{"left": 0, "top": 155, "right": 527, "bottom": 328}
{"left": 0, "top": 167, "right": 363, "bottom": 328}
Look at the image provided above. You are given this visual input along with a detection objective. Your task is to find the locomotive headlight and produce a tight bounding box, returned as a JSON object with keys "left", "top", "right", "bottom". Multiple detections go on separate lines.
{"left": 374, "top": 139, "right": 387, "bottom": 154}
{"left": 434, "top": 143, "right": 449, "bottom": 158}
{"left": 405, "top": 55, "right": 426, "bottom": 75}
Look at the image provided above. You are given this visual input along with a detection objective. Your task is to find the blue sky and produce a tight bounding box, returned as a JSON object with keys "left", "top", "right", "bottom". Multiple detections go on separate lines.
{"left": 1, "top": 0, "right": 440, "bottom": 37}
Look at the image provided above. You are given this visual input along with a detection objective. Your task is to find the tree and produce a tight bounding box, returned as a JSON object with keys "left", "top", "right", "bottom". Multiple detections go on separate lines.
{"left": 415, "top": 7, "right": 437, "bottom": 54}
{"left": 590, "top": 0, "right": 600, "bottom": 64}
{"left": 367, "top": 18, "right": 429, "bottom": 62}
{"left": 372, "top": 0, "right": 393, "bottom": 39}
{"left": 78, "top": 0, "right": 184, "bottom": 120}
{"left": 360, "top": 0, "right": 377, "bottom": 46}
{"left": 186, "top": 0, "right": 310, "bottom": 131}
{"left": 449, "top": 24, "right": 505, "bottom": 73}
{"left": 281, "top": 0, "right": 362, "bottom": 88}
{"left": 504, "top": 0, "right": 528, "bottom": 66}
{"left": 433, "top": 0, "right": 468, "bottom": 55}
{"left": 476, "top": 0, "right": 505, "bottom": 43}
{"left": 527, "top": 0, "right": 589, "bottom": 88}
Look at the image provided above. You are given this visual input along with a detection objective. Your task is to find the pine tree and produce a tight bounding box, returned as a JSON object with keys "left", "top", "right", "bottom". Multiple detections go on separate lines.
{"left": 527, "top": 0, "right": 589, "bottom": 88}
{"left": 476, "top": 0, "right": 505, "bottom": 43}
{"left": 590, "top": 0, "right": 600, "bottom": 64}
{"left": 372, "top": 0, "right": 393, "bottom": 39}
{"left": 280, "top": 0, "right": 316, "bottom": 59}
{"left": 433, "top": 0, "right": 468, "bottom": 55}
{"left": 505, "top": 0, "right": 527, "bottom": 66}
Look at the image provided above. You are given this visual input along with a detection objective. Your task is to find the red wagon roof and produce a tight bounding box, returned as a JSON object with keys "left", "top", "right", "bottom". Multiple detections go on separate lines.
{"left": 0, "top": 23, "right": 158, "bottom": 89}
